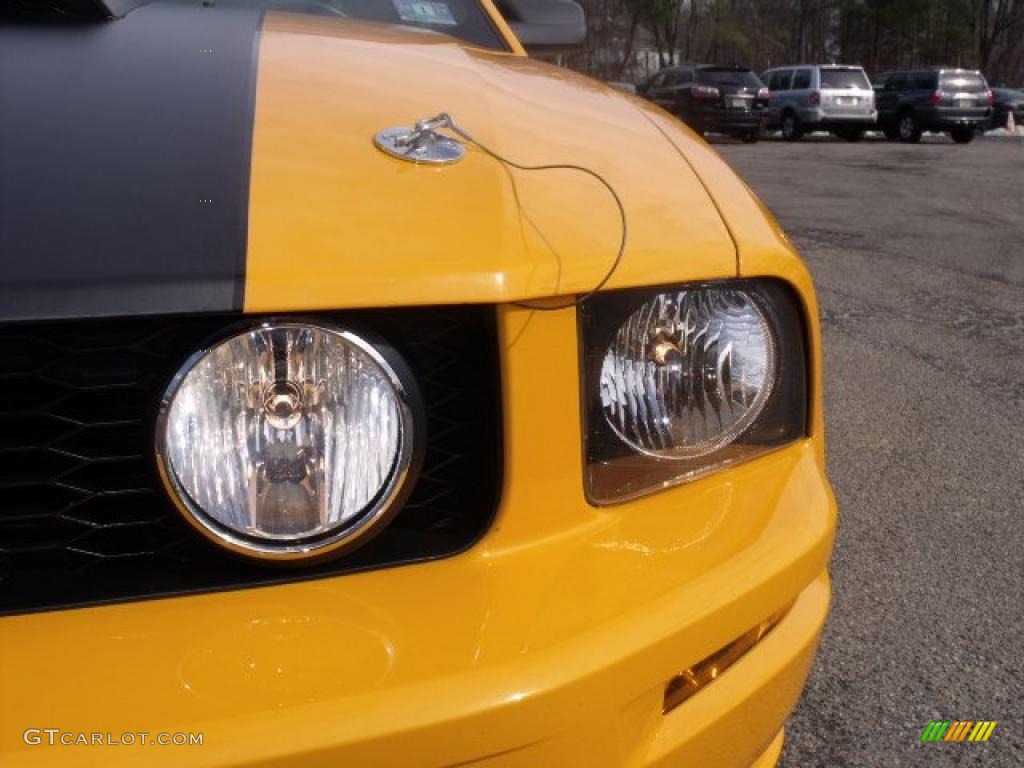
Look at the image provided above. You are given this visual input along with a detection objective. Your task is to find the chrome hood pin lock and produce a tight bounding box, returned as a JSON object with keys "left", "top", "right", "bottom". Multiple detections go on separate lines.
{"left": 374, "top": 113, "right": 465, "bottom": 165}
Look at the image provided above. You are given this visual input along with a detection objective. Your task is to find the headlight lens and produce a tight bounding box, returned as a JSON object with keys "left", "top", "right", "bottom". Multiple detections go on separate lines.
{"left": 581, "top": 281, "right": 806, "bottom": 503}
{"left": 157, "top": 322, "right": 420, "bottom": 561}
{"left": 600, "top": 289, "right": 775, "bottom": 459}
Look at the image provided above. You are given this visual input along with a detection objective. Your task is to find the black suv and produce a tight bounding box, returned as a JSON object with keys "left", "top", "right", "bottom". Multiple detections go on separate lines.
{"left": 874, "top": 68, "right": 993, "bottom": 143}
{"left": 639, "top": 64, "right": 768, "bottom": 142}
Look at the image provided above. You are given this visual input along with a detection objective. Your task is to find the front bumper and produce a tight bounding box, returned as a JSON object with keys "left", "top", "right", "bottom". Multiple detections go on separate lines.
{"left": 0, "top": 307, "right": 836, "bottom": 768}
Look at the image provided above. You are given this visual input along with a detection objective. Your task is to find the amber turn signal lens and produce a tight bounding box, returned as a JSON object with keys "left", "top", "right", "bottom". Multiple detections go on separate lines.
{"left": 662, "top": 606, "right": 791, "bottom": 714}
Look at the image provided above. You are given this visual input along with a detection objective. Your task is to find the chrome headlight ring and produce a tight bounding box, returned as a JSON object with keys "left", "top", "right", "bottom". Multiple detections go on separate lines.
{"left": 155, "top": 320, "right": 424, "bottom": 563}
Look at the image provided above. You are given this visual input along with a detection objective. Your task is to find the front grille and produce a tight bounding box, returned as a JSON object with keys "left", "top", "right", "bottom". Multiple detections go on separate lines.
{"left": 0, "top": 307, "right": 501, "bottom": 614}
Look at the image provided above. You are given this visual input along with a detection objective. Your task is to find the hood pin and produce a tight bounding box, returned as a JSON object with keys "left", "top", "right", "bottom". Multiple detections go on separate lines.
{"left": 374, "top": 114, "right": 465, "bottom": 165}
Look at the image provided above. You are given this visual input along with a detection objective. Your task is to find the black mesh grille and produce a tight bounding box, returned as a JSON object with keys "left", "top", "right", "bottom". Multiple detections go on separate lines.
{"left": 0, "top": 307, "right": 501, "bottom": 614}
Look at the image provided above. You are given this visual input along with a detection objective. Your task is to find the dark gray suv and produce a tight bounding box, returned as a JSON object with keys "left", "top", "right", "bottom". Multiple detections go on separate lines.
{"left": 874, "top": 68, "right": 993, "bottom": 143}
{"left": 639, "top": 64, "right": 768, "bottom": 142}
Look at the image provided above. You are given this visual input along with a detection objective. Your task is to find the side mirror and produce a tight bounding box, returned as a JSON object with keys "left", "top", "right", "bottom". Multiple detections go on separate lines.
{"left": 497, "top": 0, "right": 586, "bottom": 52}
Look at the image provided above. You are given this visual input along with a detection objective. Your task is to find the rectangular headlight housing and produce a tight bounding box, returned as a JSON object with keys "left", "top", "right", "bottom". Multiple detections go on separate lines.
{"left": 579, "top": 279, "right": 808, "bottom": 504}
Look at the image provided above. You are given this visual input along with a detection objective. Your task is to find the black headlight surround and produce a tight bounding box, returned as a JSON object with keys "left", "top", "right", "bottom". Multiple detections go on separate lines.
{"left": 0, "top": 306, "right": 503, "bottom": 615}
{"left": 579, "top": 278, "right": 808, "bottom": 505}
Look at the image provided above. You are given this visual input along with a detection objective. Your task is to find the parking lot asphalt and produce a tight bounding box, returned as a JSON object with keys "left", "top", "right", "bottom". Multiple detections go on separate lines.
{"left": 715, "top": 135, "right": 1024, "bottom": 767}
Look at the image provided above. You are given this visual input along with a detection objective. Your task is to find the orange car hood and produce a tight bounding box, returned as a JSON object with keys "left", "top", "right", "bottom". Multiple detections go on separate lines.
{"left": 245, "top": 15, "right": 739, "bottom": 311}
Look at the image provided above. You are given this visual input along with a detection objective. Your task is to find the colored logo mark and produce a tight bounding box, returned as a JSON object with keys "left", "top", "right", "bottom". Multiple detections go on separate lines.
{"left": 920, "top": 721, "right": 997, "bottom": 742}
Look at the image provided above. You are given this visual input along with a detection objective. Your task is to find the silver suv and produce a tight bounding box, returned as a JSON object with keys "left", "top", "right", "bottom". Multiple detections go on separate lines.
{"left": 762, "top": 65, "right": 877, "bottom": 141}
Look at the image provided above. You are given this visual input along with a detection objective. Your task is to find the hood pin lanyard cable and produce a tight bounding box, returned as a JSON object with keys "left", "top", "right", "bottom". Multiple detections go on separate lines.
{"left": 394, "top": 113, "right": 627, "bottom": 311}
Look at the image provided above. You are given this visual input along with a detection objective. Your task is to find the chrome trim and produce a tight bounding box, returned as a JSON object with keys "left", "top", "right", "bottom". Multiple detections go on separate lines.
{"left": 374, "top": 121, "right": 465, "bottom": 165}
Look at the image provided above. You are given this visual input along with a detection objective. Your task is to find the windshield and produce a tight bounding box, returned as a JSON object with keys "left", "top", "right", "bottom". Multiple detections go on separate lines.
{"left": 820, "top": 68, "right": 870, "bottom": 89}
{"left": 940, "top": 72, "right": 989, "bottom": 93}
{"left": 164, "top": 0, "right": 507, "bottom": 50}
{"left": 698, "top": 68, "right": 763, "bottom": 89}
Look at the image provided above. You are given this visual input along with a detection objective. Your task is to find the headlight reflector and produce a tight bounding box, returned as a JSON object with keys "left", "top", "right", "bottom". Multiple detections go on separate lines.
{"left": 600, "top": 289, "right": 775, "bottom": 459}
{"left": 582, "top": 281, "right": 806, "bottom": 503}
{"left": 157, "top": 322, "right": 420, "bottom": 561}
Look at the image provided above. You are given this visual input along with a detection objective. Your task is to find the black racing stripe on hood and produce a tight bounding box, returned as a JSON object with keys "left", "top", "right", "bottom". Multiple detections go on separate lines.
{"left": 0, "top": 3, "right": 262, "bottom": 322}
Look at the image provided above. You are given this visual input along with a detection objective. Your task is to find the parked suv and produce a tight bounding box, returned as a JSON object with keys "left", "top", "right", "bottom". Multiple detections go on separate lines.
{"left": 761, "top": 65, "right": 876, "bottom": 141}
{"left": 874, "top": 68, "right": 993, "bottom": 143}
{"left": 640, "top": 64, "right": 768, "bottom": 142}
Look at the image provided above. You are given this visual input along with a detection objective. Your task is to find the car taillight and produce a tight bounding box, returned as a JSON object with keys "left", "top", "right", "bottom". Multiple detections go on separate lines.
{"left": 808, "top": 91, "right": 820, "bottom": 107}
{"left": 692, "top": 85, "right": 720, "bottom": 99}
{"left": 757, "top": 88, "right": 770, "bottom": 101}
{"left": 985, "top": 90, "right": 994, "bottom": 105}
{"left": 930, "top": 89, "right": 944, "bottom": 106}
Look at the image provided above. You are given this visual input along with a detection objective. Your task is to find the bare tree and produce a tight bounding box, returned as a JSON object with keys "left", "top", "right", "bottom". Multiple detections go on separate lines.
{"left": 560, "top": 0, "right": 1023, "bottom": 85}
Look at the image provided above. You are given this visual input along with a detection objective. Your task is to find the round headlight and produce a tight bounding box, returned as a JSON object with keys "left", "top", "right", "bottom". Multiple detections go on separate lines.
{"left": 599, "top": 288, "right": 775, "bottom": 459}
{"left": 156, "top": 322, "right": 420, "bottom": 561}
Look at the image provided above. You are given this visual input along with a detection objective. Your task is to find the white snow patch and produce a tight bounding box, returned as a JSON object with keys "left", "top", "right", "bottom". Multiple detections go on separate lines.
{"left": 986, "top": 126, "right": 1024, "bottom": 137}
